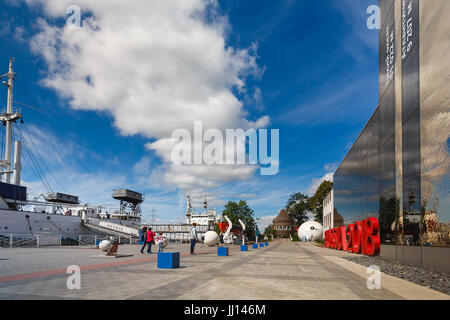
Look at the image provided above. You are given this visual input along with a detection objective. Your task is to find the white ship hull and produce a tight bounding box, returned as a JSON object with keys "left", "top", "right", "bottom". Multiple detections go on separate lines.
{"left": 0, "top": 209, "right": 140, "bottom": 238}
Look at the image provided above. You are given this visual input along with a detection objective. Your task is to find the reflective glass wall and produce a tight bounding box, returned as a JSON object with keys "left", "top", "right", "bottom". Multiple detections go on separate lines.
{"left": 334, "top": 0, "right": 399, "bottom": 245}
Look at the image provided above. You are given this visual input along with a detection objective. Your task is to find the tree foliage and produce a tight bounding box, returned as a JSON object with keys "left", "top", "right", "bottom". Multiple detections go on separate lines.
{"left": 263, "top": 224, "right": 276, "bottom": 237}
{"left": 285, "top": 192, "right": 310, "bottom": 225}
{"left": 309, "top": 180, "right": 333, "bottom": 224}
{"left": 222, "top": 200, "right": 257, "bottom": 240}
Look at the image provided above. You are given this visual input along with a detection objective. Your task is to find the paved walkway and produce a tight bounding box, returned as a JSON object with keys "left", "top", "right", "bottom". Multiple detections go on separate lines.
{"left": 0, "top": 242, "right": 448, "bottom": 300}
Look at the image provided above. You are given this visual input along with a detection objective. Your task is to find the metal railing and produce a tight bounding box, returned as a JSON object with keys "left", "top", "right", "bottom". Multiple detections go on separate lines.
{"left": 0, "top": 233, "right": 141, "bottom": 248}
{"left": 0, "top": 234, "right": 38, "bottom": 248}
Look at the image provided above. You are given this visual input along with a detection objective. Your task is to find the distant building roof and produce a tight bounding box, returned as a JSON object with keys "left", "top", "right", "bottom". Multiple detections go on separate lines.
{"left": 273, "top": 209, "right": 294, "bottom": 224}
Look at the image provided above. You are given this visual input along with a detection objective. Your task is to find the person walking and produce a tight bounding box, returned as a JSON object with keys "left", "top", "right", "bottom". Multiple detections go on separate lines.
{"left": 146, "top": 228, "right": 156, "bottom": 254}
{"left": 190, "top": 223, "right": 197, "bottom": 255}
{"left": 140, "top": 226, "right": 148, "bottom": 253}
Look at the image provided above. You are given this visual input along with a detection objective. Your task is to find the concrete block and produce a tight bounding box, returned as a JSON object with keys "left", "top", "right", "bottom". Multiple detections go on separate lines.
{"left": 265, "top": 242, "right": 268, "bottom": 246}
{"left": 252, "top": 243, "right": 258, "bottom": 249}
{"left": 217, "top": 247, "right": 229, "bottom": 256}
{"left": 259, "top": 243, "right": 264, "bottom": 248}
{"left": 241, "top": 245, "right": 248, "bottom": 251}
{"left": 157, "top": 252, "right": 180, "bottom": 269}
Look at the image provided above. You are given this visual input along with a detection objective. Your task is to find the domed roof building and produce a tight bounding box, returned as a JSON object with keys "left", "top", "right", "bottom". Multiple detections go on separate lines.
{"left": 273, "top": 209, "right": 295, "bottom": 237}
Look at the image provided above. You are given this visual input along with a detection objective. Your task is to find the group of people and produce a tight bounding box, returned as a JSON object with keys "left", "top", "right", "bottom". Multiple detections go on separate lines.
{"left": 140, "top": 226, "right": 166, "bottom": 254}
{"left": 139, "top": 223, "right": 200, "bottom": 255}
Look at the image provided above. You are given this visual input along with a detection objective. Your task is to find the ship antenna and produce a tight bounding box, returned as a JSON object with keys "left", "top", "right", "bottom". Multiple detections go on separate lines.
{"left": 0, "top": 58, "right": 22, "bottom": 185}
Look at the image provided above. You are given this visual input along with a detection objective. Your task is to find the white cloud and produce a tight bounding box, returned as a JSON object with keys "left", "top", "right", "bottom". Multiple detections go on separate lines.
{"left": 256, "top": 215, "right": 277, "bottom": 231}
{"left": 27, "top": 0, "right": 268, "bottom": 189}
{"left": 324, "top": 162, "right": 339, "bottom": 172}
{"left": 307, "top": 172, "right": 334, "bottom": 196}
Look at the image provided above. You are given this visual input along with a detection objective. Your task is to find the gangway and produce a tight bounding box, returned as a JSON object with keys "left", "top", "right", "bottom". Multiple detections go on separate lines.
{"left": 82, "top": 218, "right": 140, "bottom": 237}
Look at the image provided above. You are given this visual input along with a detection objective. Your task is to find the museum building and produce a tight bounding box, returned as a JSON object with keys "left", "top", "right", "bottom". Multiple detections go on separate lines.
{"left": 326, "top": 0, "right": 449, "bottom": 270}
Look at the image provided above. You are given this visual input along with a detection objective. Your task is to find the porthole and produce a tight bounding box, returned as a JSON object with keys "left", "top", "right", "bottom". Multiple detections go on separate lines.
{"left": 4, "top": 226, "right": 7, "bottom": 230}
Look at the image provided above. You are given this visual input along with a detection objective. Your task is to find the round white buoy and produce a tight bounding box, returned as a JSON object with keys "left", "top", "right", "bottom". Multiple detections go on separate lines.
{"left": 298, "top": 221, "right": 323, "bottom": 241}
{"left": 203, "top": 231, "right": 219, "bottom": 246}
{"left": 99, "top": 240, "right": 112, "bottom": 252}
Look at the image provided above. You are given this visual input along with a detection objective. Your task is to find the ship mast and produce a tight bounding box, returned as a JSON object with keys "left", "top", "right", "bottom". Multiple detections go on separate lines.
{"left": 0, "top": 58, "right": 22, "bottom": 185}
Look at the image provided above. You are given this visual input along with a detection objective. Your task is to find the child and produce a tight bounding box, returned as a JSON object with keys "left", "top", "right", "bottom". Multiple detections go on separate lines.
{"left": 219, "top": 231, "right": 224, "bottom": 247}
{"left": 155, "top": 232, "right": 165, "bottom": 253}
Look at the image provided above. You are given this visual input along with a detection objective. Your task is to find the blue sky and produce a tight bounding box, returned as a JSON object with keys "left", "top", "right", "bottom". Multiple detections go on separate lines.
{"left": 0, "top": 0, "right": 379, "bottom": 230}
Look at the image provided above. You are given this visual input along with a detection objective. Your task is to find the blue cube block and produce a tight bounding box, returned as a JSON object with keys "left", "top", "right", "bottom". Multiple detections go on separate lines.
{"left": 241, "top": 245, "right": 248, "bottom": 251}
{"left": 265, "top": 242, "right": 268, "bottom": 246}
{"left": 157, "top": 252, "right": 180, "bottom": 269}
{"left": 259, "top": 243, "right": 264, "bottom": 247}
{"left": 217, "top": 247, "right": 229, "bottom": 256}
{"left": 252, "top": 243, "right": 258, "bottom": 249}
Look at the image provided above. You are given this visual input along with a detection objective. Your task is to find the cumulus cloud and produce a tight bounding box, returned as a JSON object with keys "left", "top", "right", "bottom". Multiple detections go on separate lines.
{"left": 307, "top": 172, "right": 334, "bottom": 196}
{"left": 257, "top": 215, "right": 277, "bottom": 231}
{"left": 26, "top": 0, "right": 268, "bottom": 189}
{"left": 324, "top": 162, "right": 339, "bottom": 172}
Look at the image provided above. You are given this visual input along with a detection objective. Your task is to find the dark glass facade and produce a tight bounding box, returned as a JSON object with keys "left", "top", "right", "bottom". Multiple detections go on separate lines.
{"left": 334, "top": 0, "right": 399, "bottom": 245}
{"left": 334, "top": 0, "right": 450, "bottom": 266}
{"left": 334, "top": 106, "right": 399, "bottom": 244}
{"left": 401, "top": 0, "right": 421, "bottom": 246}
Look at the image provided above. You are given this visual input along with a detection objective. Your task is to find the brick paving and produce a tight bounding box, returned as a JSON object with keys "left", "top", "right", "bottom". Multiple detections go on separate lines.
{"left": 0, "top": 242, "right": 448, "bottom": 300}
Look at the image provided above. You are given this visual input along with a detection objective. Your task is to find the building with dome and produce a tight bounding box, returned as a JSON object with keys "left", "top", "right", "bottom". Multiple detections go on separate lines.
{"left": 272, "top": 209, "right": 296, "bottom": 237}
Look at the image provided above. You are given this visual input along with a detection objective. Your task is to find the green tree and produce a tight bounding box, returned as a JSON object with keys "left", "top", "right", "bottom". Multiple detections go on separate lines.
{"left": 263, "top": 224, "right": 276, "bottom": 238}
{"left": 222, "top": 200, "right": 257, "bottom": 240}
{"left": 285, "top": 192, "right": 310, "bottom": 225}
{"left": 309, "top": 180, "right": 333, "bottom": 224}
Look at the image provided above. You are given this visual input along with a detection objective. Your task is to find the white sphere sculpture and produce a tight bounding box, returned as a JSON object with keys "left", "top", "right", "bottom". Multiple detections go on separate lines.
{"left": 298, "top": 221, "right": 323, "bottom": 241}
{"left": 99, "top": 240, "right": 112, "bottom": 252}
{"left": 203, "top": 231, "right": 219, "bottom": 246}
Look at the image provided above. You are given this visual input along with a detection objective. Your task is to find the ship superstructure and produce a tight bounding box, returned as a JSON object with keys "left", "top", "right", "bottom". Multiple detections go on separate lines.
{"left": 185, "top": 192, "right": 219, "bottom": 229}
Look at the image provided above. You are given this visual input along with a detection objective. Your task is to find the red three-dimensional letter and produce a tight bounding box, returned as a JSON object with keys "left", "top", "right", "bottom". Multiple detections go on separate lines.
{"left": 330, "top": 228, "right": 336, "bottom": 249}
{"left": 325, "top": 230, "right": 330, "bottom": 248}
{"left": 352, "top": 221, "right": 363, "bottom": 254}
{"left": 363, "top": 218, "right": 380, "bottom": 256}
{"left": 346, "top": 224, "right": 354, "bottom": 252}
{"left": 339, "top": 226, "right": 348, "bottom": 251}
{"left": 336, "top": 227, "right": 342, "bottom": 250}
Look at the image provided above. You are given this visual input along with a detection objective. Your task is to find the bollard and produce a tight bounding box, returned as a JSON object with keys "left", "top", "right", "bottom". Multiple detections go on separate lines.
{"left": 259, "top": 243, "right": 264, "bottom": 248}
{"left": 241, "top": 245, "right": 248, "bottom": 251}
{"left": 265, "top": 242, "right": 268, "bottom": 246}
{"left": 10, "top": 234, "right": 13, "bottom": 248}
{"left": 252, "top": 243, "right": 258, "bottom": 249}
{"left": 157, "top": 252, "right": 180, "bottom": 269}
{"left": 217, "top": 247, "right": 229, "bottom": 256}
